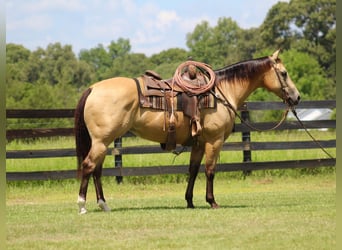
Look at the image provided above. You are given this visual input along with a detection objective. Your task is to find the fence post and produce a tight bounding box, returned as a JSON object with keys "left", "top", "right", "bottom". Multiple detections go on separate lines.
{"left": 114, "top": 137, "right": 123, "bottom": 184}
{"left": 241, "top": 110, "right": 252, "bottom": 176}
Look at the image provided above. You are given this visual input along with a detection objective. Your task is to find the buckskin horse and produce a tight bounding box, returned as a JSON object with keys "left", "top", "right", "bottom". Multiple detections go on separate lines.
{"left": 75, "top": 50, "right": 300, "bottom": 214}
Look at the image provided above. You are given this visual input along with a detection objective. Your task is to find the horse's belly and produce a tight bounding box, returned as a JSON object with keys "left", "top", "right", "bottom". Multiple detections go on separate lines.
{"left": 130, "top": 110, "right": 191, "bottom": 144}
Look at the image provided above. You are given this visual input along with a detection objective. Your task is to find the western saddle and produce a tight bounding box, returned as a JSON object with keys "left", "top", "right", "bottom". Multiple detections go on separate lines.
{"left": 135, "top": 60, "right": 216, "bottom": 151}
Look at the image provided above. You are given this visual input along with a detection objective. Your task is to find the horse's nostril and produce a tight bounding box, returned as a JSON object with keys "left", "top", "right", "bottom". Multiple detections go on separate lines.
{"left": 288, "top": 95, "right": 300, "bottom": 106}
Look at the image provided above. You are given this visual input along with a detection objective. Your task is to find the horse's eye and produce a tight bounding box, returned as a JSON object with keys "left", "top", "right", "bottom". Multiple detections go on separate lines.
{"left": 281, "top": 71, "right": 287, "bottom": 78}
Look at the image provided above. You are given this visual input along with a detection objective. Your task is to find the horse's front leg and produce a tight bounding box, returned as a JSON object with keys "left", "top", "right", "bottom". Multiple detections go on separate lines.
{"left": 204, "top": 139, "right": 223, "bottom": 208}
{"left": 185, "top": 143, "right": 205, "bottom": 208}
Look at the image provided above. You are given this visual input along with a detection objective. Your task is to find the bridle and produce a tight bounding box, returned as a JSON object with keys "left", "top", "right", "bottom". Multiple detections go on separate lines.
{"left": 272, "top": 62, "right": 293, "bottom": 106}
{"left": 212, "top": 63, "right": 292, "bottom": 132}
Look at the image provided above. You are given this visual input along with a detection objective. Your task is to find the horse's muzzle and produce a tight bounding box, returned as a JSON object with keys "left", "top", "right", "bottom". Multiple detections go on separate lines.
{"left": 287, "top": 94, "right": 300, "bottom": 106}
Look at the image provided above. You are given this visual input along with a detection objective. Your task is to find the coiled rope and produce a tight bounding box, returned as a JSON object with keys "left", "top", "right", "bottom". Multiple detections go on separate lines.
{"left": 168, "top": 60, "right": 216, "bottom": 136}
{"left": 171, "top": 60, "right": 216, "bottom": 95}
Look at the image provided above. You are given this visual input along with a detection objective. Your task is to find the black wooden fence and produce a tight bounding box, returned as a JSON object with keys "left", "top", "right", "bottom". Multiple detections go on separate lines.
{"left": 6, "top": 100, "right": 336, "bottom": 181}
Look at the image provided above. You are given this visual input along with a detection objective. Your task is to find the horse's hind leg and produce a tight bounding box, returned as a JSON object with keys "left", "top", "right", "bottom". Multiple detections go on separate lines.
{"left": 77, "top": 142, "right": 109, "bottom": 214}
{"left": 93, "top": 164, "right": 110, "bottom": 212}
{"left": 78, "top": 166, "right": 91, "bottom": 214}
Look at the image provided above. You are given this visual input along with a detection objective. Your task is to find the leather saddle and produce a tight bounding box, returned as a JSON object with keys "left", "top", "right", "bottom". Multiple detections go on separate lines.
{"left": 135, "top": 65, "right": 215, "bottom": 151}
{"left": 143, "top": 70, "right": 209, "bottom": 96}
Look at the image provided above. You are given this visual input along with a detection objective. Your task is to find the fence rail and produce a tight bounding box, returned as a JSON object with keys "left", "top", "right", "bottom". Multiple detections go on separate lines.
{"left": 6, "top": 100, "right": 336, "bottom": 181}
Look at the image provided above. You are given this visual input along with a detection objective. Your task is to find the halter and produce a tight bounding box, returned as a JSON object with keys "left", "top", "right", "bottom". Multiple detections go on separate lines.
{"left": 272, "top": 63, "right": 291, "bottom": 106}
{"left": 213, "top": 63, "right": 292, "bottom": 132}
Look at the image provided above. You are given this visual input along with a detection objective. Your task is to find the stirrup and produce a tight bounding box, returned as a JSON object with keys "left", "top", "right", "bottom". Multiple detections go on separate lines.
{"left": 191, "top": 119, "right": 202, "bottom": 137}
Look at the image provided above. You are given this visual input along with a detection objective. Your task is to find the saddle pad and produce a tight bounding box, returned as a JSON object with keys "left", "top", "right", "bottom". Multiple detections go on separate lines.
{"left": 143, "top": 94, "right": 216, "bottom": 111}
{"left": 134, "top": 78, "right": 216, "bottom": 111}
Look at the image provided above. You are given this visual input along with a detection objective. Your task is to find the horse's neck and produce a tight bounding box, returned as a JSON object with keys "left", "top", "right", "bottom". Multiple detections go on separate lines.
{"left": 219, "top": 79, "right": 259, "bottom": 109}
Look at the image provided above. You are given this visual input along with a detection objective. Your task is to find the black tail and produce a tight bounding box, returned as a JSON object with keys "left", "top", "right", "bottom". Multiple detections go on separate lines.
{"left": 74, "top": 88, "right": 92, "bottom": 178}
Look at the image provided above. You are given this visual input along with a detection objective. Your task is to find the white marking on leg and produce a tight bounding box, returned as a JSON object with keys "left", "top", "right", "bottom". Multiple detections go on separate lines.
{"left": 77, "top": 196, "right": 87, "bottom": 214}
{"left": 98, "top": 199, "right": 111, "bottom": 212}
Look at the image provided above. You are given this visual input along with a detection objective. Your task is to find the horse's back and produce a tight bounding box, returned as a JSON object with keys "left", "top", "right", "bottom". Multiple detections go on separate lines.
{"left": 90, "top": 76, "right": 136, "bottom": 94}
{"left": 87, "top": 76, "right": 138, "bottom": 109}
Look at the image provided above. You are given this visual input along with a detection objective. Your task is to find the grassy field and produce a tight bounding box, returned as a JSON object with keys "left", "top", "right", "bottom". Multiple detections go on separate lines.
{"left": 6, "top": 130, "right": 336, "bottom": 249}
{"left": 6, "top": 174, "right": 336, "bottom": 250}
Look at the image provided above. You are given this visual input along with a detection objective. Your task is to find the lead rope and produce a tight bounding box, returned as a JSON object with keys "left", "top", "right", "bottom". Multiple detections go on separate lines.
{"left": 290, "top": 107, "right": 335, "bottom": 159}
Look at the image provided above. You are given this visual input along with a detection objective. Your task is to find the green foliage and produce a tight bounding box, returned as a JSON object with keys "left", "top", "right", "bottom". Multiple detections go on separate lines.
{"left": 260, "top": 0, "right": 336, "bottom": 75}
{"left": 152, "top": 61, "right": 183, "bottom": 79}
{"left": 6, "top": 42, "right": 88, "bottom": 111}
{"left": 6, "top": 0, "right": 335, "bottom": 128}
{"left": 281, "top": 49, "right": 333, "bottom": 100}
{"left": 186, "top": 17, "right": 254, "bottom": 68}
{"left": 79, "top": 43, "right": 112, "bottom": 80}
{"left": 150, "top": 48, "right": 189, "bottom": 65}
{"left": 150, "top": 48, "right": 189, "bottom": 78}
{"left": 79, "top": 38, "right": 131, "bottom": 81}
{"left": 106, "top": 53, "right": 155, "bottom": 78}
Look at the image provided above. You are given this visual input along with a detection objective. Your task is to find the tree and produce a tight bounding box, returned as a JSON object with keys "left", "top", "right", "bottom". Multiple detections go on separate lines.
{"left": 108, "top": 38, "right": 131, "bottom": 59}
{"left": 6, "top": 43, "right": 30, "bottom": 64}
{"left": 32, "top": 42, "right": 79, "bottom": 86}
{"left": 259, "top": 2, "right": 296, "bottom": 50}
{"left": 186, "top": 17, "right": 258, "bottom": 68}
{"left": 106, "top": 53, "right": 154, "bottom": 78}
{"left": 6, "top": 0, "right": 335, "bottom": 114}
{"left": 210, "top": 17, "right": 243, "bottom": 66}
{"left": 290, "top": 0, "right": 336, "bottom": 77}
{"left": 150, "top": 48, "right": 189, "bottom": 78}
{"left": 6, "top": 43, "right": 91, "bottom": 109}
{"left": 6, "top": 44, "right": 31, "bottom": 83}
{"left": 150, "top": 48, "right": 188, "bottom": 65}
{"left": 79, "top": 43, "right": 112, "bottom": 81}
{"left": 79, "top": 38, "right": 132, "bottom": 81}
{"left": 259, "top": 0, "right": 336, "bottom": 76}
{"left": 186, "top": 20, "right": 214, "bottom": 64}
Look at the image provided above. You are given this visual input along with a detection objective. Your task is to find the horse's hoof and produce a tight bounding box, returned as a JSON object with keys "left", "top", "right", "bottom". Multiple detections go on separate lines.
{"left": 79, "top": 207, "right": 87, "bottom": 214}
{"left": 98, "top": 199, "right": 111, "bottom": 212}
{"left": 187, "top": 202, "right": 195, "bottom": 209}
{"left": 77, "top": 196, "right": 87, "bottom": 214}
{"left": 211, "top": 203, "right": 219, "bottom": 209}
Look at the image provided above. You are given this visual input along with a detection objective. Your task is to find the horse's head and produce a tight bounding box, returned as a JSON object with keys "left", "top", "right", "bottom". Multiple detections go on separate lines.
{"left": 264, "top": 50, "right": 300, "bottom": 106}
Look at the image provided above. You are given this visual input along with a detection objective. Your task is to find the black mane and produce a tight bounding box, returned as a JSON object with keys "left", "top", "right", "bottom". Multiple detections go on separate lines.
{"left": 214, "top": 56, "right": 273, "bottom": 81}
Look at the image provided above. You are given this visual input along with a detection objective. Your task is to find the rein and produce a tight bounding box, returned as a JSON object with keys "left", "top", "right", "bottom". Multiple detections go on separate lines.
{"left": 212, "top": 87, "right": 290, "bottom": 132}
{"left": 290, "top": 108, "right": 335, "bottom": 159}
{"left": 212, "top": 86, "right": 334, "bottom": 159}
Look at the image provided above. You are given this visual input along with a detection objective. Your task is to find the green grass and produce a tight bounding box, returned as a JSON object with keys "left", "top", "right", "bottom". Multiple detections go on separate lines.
{"left": 6, "top": 174, "right": 336, "bottom": 249}
{"left": 5, "top": 126, "right": 337, "bottom": 249}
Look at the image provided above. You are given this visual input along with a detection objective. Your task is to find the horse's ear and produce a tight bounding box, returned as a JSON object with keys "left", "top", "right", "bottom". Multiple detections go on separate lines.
{"left": 271, "top": 49, "right": 281, "bottom": 61}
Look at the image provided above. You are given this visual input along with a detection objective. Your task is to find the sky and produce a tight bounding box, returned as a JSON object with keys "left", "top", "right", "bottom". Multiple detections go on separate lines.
{"left": 6, "top": 0, "right": 283, "bottom": 56}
